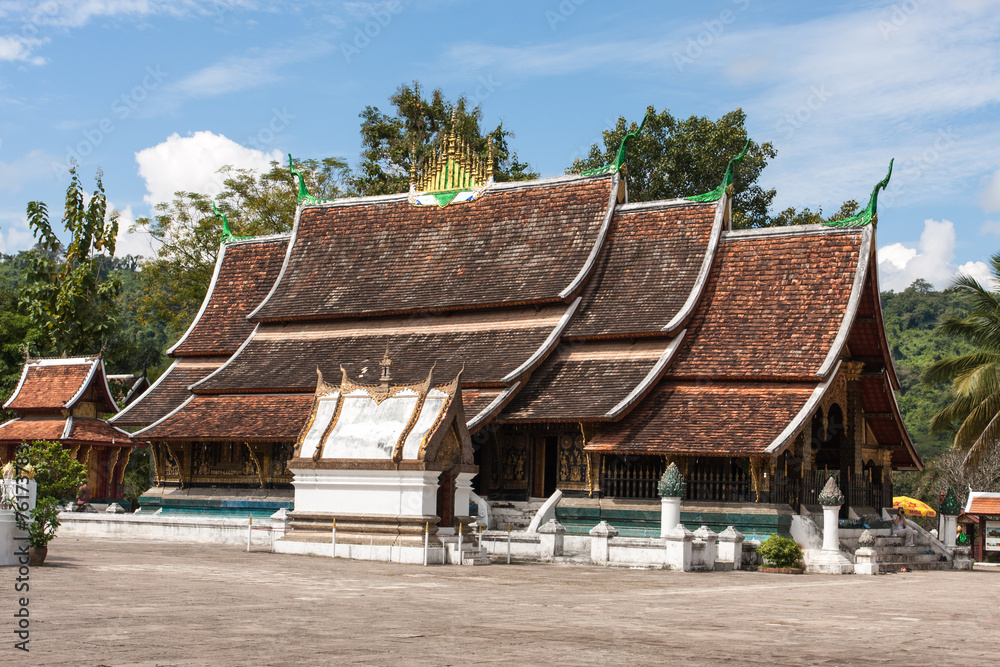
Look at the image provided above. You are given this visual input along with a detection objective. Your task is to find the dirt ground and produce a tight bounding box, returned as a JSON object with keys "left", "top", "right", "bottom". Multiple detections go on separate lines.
{"left": 2, "top": 536, "right": 998, "bottom": 666}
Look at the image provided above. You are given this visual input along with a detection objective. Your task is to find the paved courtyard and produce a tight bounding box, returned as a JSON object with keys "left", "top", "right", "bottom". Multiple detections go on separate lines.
{"left": 2, "top": 536, "right": 998, "bottom": 666}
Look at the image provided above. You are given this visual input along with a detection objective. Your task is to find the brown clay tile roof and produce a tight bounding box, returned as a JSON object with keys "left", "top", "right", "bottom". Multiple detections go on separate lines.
{"left": 140, "top": 394, "right": 314, "bottom": 441}
{"left": 967, "top": 496, "right": 1000, "bottom": 515}
{"left": 193, "top": 306, "right": 571, "bottom": 394}
{"left": 66, "top": 418, "right": 131, "bottom": 444}
{"left": 250, "top": 175, "right": 615, "bottom": 322}
{"left": 586, "top": 381, "right": 817, "bottom": 456}
{"left": 110, "top": 359, "right": 226, "bottom": 428}
{"left": 665, "top": 229, "right": 865, "bottom": 380}
{"left": 0, "top": 417, "right": 68, "bottom": 442}
{"left": 499, "top": 339, "right": 676, "bottom": 422}
{"left": 170, "top": 236, "right": 289, "bottom": 357}
{"left": 4, "top": 357, "right": 116, "bottom": 413}
{"left": 566, "top": 201, "right": 719, "bottom": 338}
{"left": 461, "top": 389, "right": 504, "bottom": 423}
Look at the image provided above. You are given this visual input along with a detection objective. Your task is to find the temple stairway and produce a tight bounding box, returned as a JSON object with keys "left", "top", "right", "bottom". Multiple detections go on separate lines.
{"left": 487, "top": 499, "right": 546, "bottom": 531}
{"left": 838, "top": 531, "right": 953, "bottom": 572}
{"left": 868, "top": 536, "right": 951, "bottom": 571}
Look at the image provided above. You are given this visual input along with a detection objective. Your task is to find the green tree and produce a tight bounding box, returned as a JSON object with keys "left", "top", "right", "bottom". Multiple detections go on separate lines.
{"left": 568, "top": 106, "right": 776, "bottom": 228}
{"left": 352, "top": 81, "right": 537, "bottom": 197}
{"left": 923, "top": 254, "right": 1000, "bottom": 468}
{"left": 23, "top": 440, "right": 88, "bottom": 503}
{"left": 21, "top": 166, "right": 120, "bottom": 356}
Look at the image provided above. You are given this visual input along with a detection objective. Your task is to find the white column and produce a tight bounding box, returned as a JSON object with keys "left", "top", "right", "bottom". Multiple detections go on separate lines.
{"left": 454, "top": 472, "right": 476, "bottom": 519}
{"left": 941, "top": 514, "right": 957, "bottom": 549}
{"left": 660, "top": 496, "right": 681, "bottom": 537}
{"left": 822, "top": 505, "right": 841, "bottom": 552}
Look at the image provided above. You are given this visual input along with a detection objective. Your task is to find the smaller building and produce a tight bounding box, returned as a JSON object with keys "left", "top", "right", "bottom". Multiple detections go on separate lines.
{"left": 0, "top": 356, "right": 137, "bottom": 502}
{"left": 964, "top": 491, "right": 1000, "bottom": 562}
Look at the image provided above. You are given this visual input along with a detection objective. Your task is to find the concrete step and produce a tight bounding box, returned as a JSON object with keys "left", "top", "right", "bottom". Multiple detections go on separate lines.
{"left": 879, "top": 560, "right": 953, "bottom": 572}
{"left": 463, "top": 557, "right": 492, "bottom": 566}
{"left": 876, "top": 553, "right": 947, "bottom": 565}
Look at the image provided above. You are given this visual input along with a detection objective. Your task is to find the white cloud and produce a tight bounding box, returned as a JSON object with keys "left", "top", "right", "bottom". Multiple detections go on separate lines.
{"left": 981, "top": 168, "right": 1000, "bottom": 212}
{"left": 135, "top": 131, "right": 282, "bottom": 206}
{"left": 0, "top": 34, "right": 47, "bottom": 64}
{"left": 878, "top": 218, "right": 992, "bottom": 291}
{"left": 956, "top": 260, "right": 994, "bottom": 288}
{"left": 980, "top": 220, "right": 1000, "bottom": 235}
{"left": 0, "top": 214, "right": 35, "bottom": 255}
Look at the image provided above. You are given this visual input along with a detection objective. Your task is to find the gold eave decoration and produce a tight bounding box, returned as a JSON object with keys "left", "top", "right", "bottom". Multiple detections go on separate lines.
{"left": 408, "top": 119, "right": 495, "bottom": 208}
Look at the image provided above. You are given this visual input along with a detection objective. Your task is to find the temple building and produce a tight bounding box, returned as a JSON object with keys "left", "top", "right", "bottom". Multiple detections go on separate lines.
{"left": 0, "top": 356, "right": 137, "bottom": 502}
{"left": 118, "top": 125, "right": 921, "bottom": 535}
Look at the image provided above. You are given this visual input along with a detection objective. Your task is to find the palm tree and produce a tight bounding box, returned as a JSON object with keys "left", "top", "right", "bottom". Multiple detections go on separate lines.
{"left": 924, "top": 253, "right": 1000, "bottom": 469}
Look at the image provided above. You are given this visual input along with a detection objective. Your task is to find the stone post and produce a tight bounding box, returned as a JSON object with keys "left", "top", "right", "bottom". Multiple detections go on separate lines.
{"left": 854, "top": 529, "right": 879, "bottom": 575}
{"left": 693, "top": 525, "right": 718, "bottom": 570}
{"left": 537, "top": 518, "right": 565, "bottom": 560}
{"left": 657, "top": 462, "right": 685, "bottom": 537}
{"left": 939, "top": 487, "right": 961, "bottom": 550}
{"left": 589, "top": 521, "right": 618, "bottom": 566}
{"left": 664, "top": 524, "right": 694, "bottom": 571}
{"left": 716, "top": 526, "right": 745, "bottom": 571}
{"left": 269, "top": 508, "right": 290, "bottom": 540}
{"left": 810, "top": 476, "right": 853, "bottom": 574}
{"left": 952, "top": 546, "right": 974, "bottom": 571}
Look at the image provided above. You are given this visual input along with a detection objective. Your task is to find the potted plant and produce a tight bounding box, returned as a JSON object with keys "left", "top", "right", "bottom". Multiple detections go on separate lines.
{"left": 756, "top": 534, "right": 805, "bottom": 574}
{"left": 25, "top": 499, "right": 61, "bottom": 565}
{"left": 16, "top": 441, "right": 87, "bottom": 565}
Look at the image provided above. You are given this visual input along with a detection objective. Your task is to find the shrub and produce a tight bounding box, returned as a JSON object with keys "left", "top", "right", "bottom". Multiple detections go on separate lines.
{"left": 757, "top": 534, "right": 804, "bottom": 569}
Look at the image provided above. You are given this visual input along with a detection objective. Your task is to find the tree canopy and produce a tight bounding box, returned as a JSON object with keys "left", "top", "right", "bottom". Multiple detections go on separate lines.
{"left": 351, "top": 82, "right": 537, "bottom": 196}
{"left": 568, "top": 106, "right": 776, "bottom": 228}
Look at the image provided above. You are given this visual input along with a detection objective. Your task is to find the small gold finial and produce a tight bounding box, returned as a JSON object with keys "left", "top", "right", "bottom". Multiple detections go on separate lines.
{"left": 487, "top": 136, "right": 495, "bottom": 182}
{"left": 409, "top": 139, "right": 417, "bottom": 192}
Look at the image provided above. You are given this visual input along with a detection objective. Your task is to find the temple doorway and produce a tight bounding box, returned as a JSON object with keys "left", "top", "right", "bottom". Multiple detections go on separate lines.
{"left": 531, "top": 436, "right": 558, "bottom": 498}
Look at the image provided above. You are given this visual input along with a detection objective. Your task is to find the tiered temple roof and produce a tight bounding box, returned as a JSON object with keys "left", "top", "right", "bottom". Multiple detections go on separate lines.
{"left": 123, "top": 162, "right": 919, "bottom": 470}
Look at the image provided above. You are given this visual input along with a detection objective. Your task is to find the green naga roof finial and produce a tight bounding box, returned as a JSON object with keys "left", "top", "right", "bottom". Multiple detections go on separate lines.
{"left": 213, "top": 201, "right": 251, "bottom": 244}
{"left": 581, "top": 110, "right": 649, "bottom": 177}
{"left": 824, "top": 159, "right": 893, "bottom": 228}
{"left": 288, "top": 153, "right": 337, "bottom": 205}
{"left": 686, "top": 138, "right": 751, "bottom": 203}
{"left": 288, "top": 153, "right": 310, "bottom": 201}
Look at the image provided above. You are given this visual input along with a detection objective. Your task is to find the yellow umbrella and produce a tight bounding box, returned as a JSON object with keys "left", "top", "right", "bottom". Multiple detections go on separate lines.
{"left": 892, "top": 496, "right": 936, "bottom": 517}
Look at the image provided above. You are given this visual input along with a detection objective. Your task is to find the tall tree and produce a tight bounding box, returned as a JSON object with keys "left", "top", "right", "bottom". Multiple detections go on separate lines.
{"left": 352, "top": 82, "right": 537, "bottom": 197}
{"left": 21, "top": 166, "right": 121, "bottom": 357}
{"left": 924, "top": 254, "right": 1000, "bottom": 468}
{"left": 568, "top": 106, "right": 776, "bottom": 228}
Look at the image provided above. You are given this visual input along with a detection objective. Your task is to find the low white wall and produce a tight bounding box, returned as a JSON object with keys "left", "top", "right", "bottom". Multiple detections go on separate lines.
{"left": 608, "top": 536, "right": 666, "bottom": 568}
{"left": 58, "top": 512, "right": 276, "bottom": 548}
{"left": 481, "top": 530, "right": 541, "bottom": 560}
{"left": 274, "top": 538, "right": 444, "bottom": 564}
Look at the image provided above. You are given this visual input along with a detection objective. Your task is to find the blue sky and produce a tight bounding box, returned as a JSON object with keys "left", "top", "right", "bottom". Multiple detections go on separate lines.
{"left": 1, "top": 0, "right": 998, "bottom": 291}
